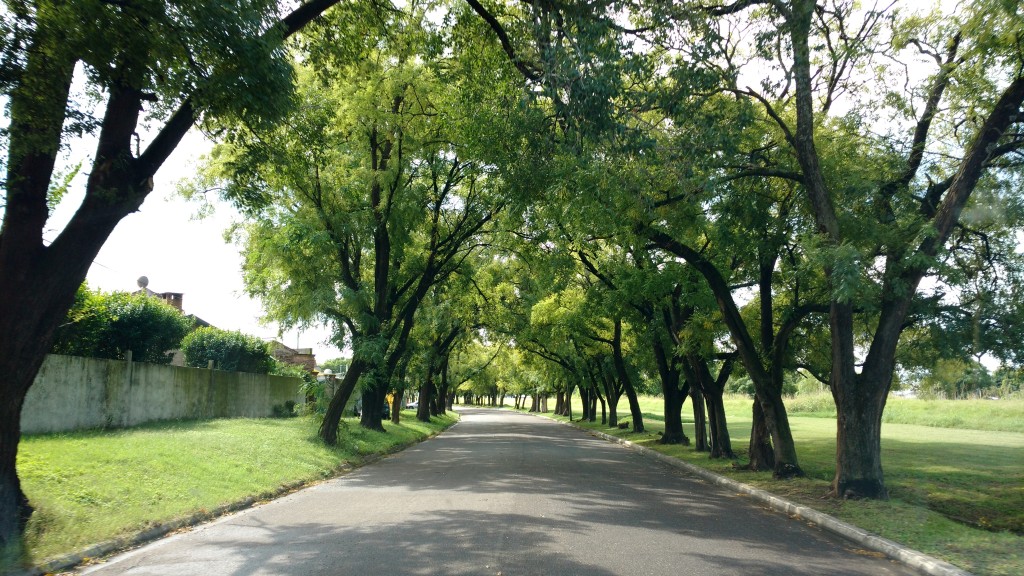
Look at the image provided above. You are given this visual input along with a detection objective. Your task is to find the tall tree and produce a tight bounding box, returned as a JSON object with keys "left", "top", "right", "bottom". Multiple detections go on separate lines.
{"left": 688, "top": 0, "right": 1024, "bottom": 497}
{"left": 0, "top": 0, "right": 343, "bottom": 561}
{"left": 200, "top": 4, "right": 514, "bottom": 441}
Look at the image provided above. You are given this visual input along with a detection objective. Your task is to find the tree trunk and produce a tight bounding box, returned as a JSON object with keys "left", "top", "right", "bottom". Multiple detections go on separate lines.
{"left": 705, "top": 392, "right": 735, "bottom": 459}
{"left": 417, "top": 370, "right": 435, "bottom": 422}
{"left": 690, "top": 384, "right": 708, "bottom": 452}
{"left": 0, "top": 375, "right": 33, "bottom": 569}
{"left": 743, "top": 400, "right": 776, "bottom": 472}
{"left": 612, "top": 319, "right": 644, "bottom": 433}
{"left": 832, "top": 351, "right": 890, "bottom": 498}
{"left": 319, "top": 359, "right": 366, "bottom": 444}
{"left": 579, "top": 387, "right": 591, "bottom": 421}
{"left": 758, "top": 388, "right": 801, "bottom": 478}
{"left": 689, "top": 354, "right": 736, "bottom": 459}
{"left": 603, "top": 370, "right": 619, "bottom": 428}
{"left": 566, "top": 385, "right": 574, "bottom": 419}
{"left": 434, "top": 357, "right": 448, "bottom": 415}
{"left": 360, "top": 381, "right": 386, "bottom": 431}
{"left": 0, "top": 272, "right": 81, "bottom": 566}
{"left": 652, "top": 336, "right": 688, "bottom": 444}
{"left": 660, "top": 381, "right": 689, "bottom": 445}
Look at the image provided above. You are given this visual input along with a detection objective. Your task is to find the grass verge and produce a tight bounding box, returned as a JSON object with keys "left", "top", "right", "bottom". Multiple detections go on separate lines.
{"left": 18, "top": 411, "right": 457, "bottom": 565}
{"left": 530, "top": 394, "right": 1023, "bottom": 576}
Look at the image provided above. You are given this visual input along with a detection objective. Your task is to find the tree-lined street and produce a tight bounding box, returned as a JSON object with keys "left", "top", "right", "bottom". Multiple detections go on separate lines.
{"left": 79, "top": 409, "right": 917, "bottom": 576}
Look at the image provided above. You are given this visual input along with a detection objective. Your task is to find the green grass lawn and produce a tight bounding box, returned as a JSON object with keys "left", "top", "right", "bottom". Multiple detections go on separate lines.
{"left": 18, "top": 411, "right": 457, "bottom": 565}
{"left": 542, "top": 393, "right": 1024, "bottom": 576}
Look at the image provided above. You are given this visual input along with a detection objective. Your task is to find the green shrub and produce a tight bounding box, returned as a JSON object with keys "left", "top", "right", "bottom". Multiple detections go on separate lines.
{"left": 51, "top": 284, "right": 193, "bottom": 364}
{"left": 181, "top": 327, "right": 273, "bottom": 373}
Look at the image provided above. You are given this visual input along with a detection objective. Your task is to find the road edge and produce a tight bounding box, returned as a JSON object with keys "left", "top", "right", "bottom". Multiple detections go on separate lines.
{"left": 553, "top": 416, "right": 973, "bottom": 576}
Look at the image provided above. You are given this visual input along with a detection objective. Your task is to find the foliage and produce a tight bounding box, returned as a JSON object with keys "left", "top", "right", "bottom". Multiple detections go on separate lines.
{"left": 917, "top": 359, "right": 995, "bottom": 399}
{"left": 180, "top": 327, "right": 273, "bottom": 374}
{"left": 319, "top": 358, "right": 350, "bottom": 376}
{"left": 50, "top": 284, "right": 193, "bottom": 364}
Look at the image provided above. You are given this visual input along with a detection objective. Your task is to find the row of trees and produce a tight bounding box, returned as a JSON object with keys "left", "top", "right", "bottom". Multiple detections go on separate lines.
{"left": 4, "top": 0, "right": 1024, "bottom": 565}
{"left": 193, "top": 0, "right": 1024, "bottom": 497}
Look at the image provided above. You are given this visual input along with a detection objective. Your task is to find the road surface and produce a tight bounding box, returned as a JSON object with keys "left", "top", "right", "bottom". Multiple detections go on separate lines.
{"left": 80, "top": 408, "right": 919, "bottom": 575}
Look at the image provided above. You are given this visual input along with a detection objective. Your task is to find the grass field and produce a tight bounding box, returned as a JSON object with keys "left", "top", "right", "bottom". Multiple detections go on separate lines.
{"left": 540, "top": 393, "right": 1024, "bottom": 576}
{"left": 17, "top": 411, "right": 457, "bottom": 565}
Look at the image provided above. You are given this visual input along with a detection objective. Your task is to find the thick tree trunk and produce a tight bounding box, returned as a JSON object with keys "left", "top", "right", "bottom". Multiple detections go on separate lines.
{"left": 758, "top": 388, "right": 802, "bottom": 478}
{"left": 435, "top": 356, "right": 449, "bottom": 415}
{"left": 417, "top": 370, "right": 435, "bottom": 422}
{"left": 832, "top": 326, "right": 890, "bottom": 499}
{"left": 606, "top": 394, "right": 619, "bottom": 428}
{"left": 0, "top": 374, "right": 33, "bottom": 569}
{"left": 0, "top": 200, "right": 142, "bottom": 563}
{"left": 689, "top": 354, "right": 736, "bottom": 459}
{"left": 0, "top": 274, "right": 80, "bottom": 566}
{"left": 828, "top": 300, "right": 889, "bottom": 497}
{"left": 743, "top": 400, "right": 776, "bottom": 472}
{"left": 319, "top": 359, "right": 366, "bottom": 444}
{"left": 705, "top": 392, "right": 735, "bottom": 459}
{"left": 360, "top": 382, "right": 387, "bottom": 431}
{"left": 652, "top": 336, "right": 688, "bottom": 444}
{"left": 660, "top": 382, "right": 689, "bottom": 445}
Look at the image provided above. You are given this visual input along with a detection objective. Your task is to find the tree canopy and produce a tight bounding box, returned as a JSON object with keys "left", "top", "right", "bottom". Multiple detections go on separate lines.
{"left": 4, "top": 0, "right": 1024, "bottom": 565}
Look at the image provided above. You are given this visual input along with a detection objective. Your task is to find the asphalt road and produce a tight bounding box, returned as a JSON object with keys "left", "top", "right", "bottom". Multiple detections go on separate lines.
{"left": 79, "top": 408, "right": 919, "bottom": 576}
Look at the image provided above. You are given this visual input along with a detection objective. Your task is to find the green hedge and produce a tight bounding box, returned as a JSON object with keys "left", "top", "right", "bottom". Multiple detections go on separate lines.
{"left": 181, "top": 327, "right": 273, "bottom": 373}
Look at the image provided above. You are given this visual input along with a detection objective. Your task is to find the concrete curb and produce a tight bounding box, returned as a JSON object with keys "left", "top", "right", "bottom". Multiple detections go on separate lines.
{"left": 15, "top": 418, "right": 457, "bottom": 576}
{"left": 569, "top": 421, "right": 973, "bottom": 576}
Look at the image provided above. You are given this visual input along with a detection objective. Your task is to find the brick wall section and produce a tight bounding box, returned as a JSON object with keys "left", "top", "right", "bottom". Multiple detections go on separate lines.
{"left": 269, "top": 342, "right": 317, "bottom": 371}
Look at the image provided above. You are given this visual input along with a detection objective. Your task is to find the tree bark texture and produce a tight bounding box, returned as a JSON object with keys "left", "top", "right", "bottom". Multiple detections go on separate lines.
{"left": 690, "top": 384, "right": 708, "bottom": 452}
{"left": 652, "top": 335, "right": 688, "bottom": 445}
{"left": 612, "top": 319, "right": 644, "bottom": 433}
{"left": 743, "top": 400, "right": 776, "bottom": 472}
{"left": 417, "top": 369, "right": 436, "bottom": 422}
{"left": 706, "top": 394, "right": 735, "bottom": 459}
{"left": 319, "top": 359, "right": 366, "bottom": 445}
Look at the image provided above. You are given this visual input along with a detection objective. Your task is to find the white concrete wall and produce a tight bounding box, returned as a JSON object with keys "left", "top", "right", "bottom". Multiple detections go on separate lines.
{"left": 22, "top": 354, "right": 303, "bottom": 435}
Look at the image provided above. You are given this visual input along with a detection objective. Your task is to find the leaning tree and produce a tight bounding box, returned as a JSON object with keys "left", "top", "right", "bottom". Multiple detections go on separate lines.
{"left": 0, "top": 0, "right": 344, "bottom": 562}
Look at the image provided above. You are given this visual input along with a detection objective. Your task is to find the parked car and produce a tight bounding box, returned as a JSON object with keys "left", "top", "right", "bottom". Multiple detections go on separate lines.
{"left": 405, "top": 401, "right": 418, "bottom": 410}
